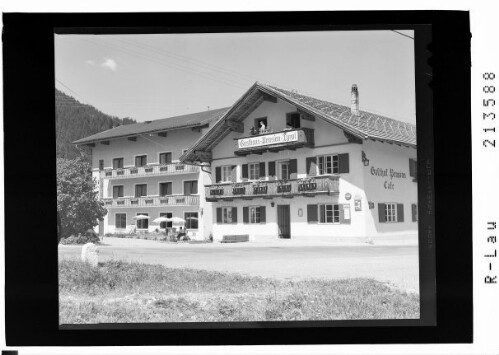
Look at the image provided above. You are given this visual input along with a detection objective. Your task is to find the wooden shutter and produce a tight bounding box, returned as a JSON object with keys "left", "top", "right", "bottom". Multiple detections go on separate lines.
{"left": 192, "top": 181, "right": 198, "bottom": 194}
{"left": 260, "top": 206, "right": 266, "bottom": 223}
{"left": 378, "top": 203, "right": 386, "bottom": 223}
{"left": 231, "top": 165, "right": 237, "bottom": 182}
{"left": 338, "top": 153, "right": 349, "bottom": 173}
{"left": 412, "top": 203, "right": 417, "bottom": 222}
{"left": 242, "top": 164, "right": 248, "bottom": 180}
{"left": 215, "top": 167, "right": 221, "bottom": 183}
{"left": 306, "top": 157, "right": 317, "bottom": 176}
{"left": 397, "top": 203, "right": 404, "bottom": 222}
{"left": 232, "top": 207, "right": 238, "bottom": 223}
{"left": 216, "top": 208, "right": 222, "bottom": 224}
{"left": 307, "top": 204, "right": 318, "bottom": 223}
{"left": 268, "top": 161, "right": 276, "bottom": 180}
{"left": 259, "top": 162, "right": 266, "bottom": 179}
{"left": 409, "top": 159, "right": 417, "bottom": 178}
{"left": 289, "top": 159, "right": 298, "bottom": 179}
{"left": 243, "top": 207, "right": 249, "bottom": 224}
{"left": 166, "top": 153, "right": 172, "bottom": 164}
{"left": 339, "top": 204, "right": 351, "bottom": 224}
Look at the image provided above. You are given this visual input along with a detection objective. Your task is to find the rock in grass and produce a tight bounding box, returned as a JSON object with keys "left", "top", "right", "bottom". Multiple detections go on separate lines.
{"left": 81, "top": 243, "right": 99, "bottom": 267}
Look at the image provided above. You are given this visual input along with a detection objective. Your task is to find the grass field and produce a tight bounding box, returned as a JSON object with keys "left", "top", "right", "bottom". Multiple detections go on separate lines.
{"left": 59, "top": 258, "right": 420, "bottom": 324}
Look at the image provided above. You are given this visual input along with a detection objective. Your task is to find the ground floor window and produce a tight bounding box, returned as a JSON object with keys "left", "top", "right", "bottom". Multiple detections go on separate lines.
{"left": 378, "top": 203, "right": 404, "bottom": 223}
{"left": 242, "top": 206, "right": 266, "bottom": 224}
{"left": 136, "top": 213, "right": 149, "bottom": 229}
{"left": 185, "top": 212, "right": 199, "bottom": 229}
{"left": 319, "top": 204, "right": 340, "bottom": 224}
{"left": 115, "top": 213, "right": 126, "bottom": 229}
{"left": 160, "top": 212, "right": 172, "bottom": 229}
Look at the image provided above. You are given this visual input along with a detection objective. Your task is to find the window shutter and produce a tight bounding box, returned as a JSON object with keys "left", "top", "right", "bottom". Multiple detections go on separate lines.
{"left": 259, "top": 162, "right": 266, "bottom": 180}
{"left": 409, "top": 159, "right": 417, "bottom": 178}
{"left": 307, "top": 204, "right": 318, "bottom": 223}
{"left": 268, "top": 161, "right": 276, "bottom": 180}
{"left": 166, "top": 153, "right": 172, "bottom": 164}
{"left": 192, "top": 181, "right": 198, "bottom": 194}
{"left": 412, "top": 203, "right": 417, "bottom": 222}
{"left": 339, "top": 204, "right": 351, "bottom": 224}
{"left": 232, "top": 207, "right": 238, "bottom": 223}
{"left": 231, "top": 165, "right": 237, "bottom": 182}
{"left": 242, "top": 164, "right": 248, "bottom": 180}
{"left": 378, "top": 203, "right": 386, "bottom": 223}
{"left": 338, "top": 153, "right": 349, "bottom": 173}
{"left": 243, "top": 207, "right": 249, "bottom": 224}
{"left": 397, "top": 203, "right": 404, "bottom": 222}
{"left": 289, "top": 159, "right": 298, "bottom": 179}
{"left": 167, "top": 183, "right": 172, "bottom": 195}
{"left": 260, "top": 206, "right": 266, "bottom": 223}
{"left": 184, "top": 181, "right": 191, "bottom": 195}
{"left": 216, "top": 208, "right": 222, "bottom": 224}
{"left": 306, "top": 157, "right": 317, "bottom": 176}
{"left": 99, "top": 160, "right": 104, "bottom": 170}
{"left": 215, "top": 167, "right": 221, "bottom": 183}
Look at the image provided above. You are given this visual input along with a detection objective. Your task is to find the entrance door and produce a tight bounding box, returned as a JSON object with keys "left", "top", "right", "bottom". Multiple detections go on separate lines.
{"left": 277, "top": 205, "right": 291, "bottom": 239}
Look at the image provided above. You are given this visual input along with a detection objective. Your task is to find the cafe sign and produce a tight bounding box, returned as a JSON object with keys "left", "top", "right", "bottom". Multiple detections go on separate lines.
{"left": 238, "top": 131, "right": 299, "bottom": 149}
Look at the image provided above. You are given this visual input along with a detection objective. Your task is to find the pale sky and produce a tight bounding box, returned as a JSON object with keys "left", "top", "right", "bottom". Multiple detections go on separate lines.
{"left": 54, "top": 30, "right": 416, "bottom": 124}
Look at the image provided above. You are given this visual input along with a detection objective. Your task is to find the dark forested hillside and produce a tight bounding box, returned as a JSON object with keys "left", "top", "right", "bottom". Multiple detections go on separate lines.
{"left": 55, "top": 89, "right": 136, "bottom": 160}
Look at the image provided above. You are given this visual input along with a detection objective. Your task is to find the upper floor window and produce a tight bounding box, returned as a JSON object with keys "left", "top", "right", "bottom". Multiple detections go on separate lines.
{"left": 113, "top": 158, "right": 124, "bottom": 169}
{"left": 159, "top": 182, "right": 172, "bottom": 197}
{"left": 249, "top": 162, "right": 260, "bottom": 180}
{"left": 251, "top": 117, "right": 269, "bottom": 135}
{"left": 99, "top": 160, "right": 104, "bottom": 170}
{"left": 159, "top": 152, "right": 172, "bottom": 165}
{"left": 278, "top": 161, "right": 290, "bottom": 180}
{"left": 135, "top": 184, "right": 147, "bottom": 197}
{"left": 135, "top": 155, "right": 147, "bottom": 167}
{"left": 318, "top": 155, "right": 339, "bottom": 175}
{"left": 184, "top": 180, "right": 198, "bottom": 195}
{"left": 221, "top": 166, "right": 232, "bottom": 182}
{"left": 112, "top": 185, "right": 124, "bottom": 198}
{"left": 286, "top": 112, "right": 301, "bottom": 129}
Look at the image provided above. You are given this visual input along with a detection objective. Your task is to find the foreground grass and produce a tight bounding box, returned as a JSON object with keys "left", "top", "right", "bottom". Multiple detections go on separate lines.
{"left": 59, "top": 258, "right": 419, "bottom": 324}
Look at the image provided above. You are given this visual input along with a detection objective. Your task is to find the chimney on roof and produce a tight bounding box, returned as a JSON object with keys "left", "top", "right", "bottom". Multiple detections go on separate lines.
{"left": 351, "top": 84, "right": 360, "bottom": 116}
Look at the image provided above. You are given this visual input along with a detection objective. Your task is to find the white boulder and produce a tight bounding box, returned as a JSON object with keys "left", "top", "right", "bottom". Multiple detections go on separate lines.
{"left": 81, "top": 243, "right": 99, "bottom": 267}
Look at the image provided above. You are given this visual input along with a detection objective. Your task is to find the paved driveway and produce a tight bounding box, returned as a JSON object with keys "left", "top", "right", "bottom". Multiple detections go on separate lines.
{"left": 59, "top": 237, "right": 419, "bottom": 292}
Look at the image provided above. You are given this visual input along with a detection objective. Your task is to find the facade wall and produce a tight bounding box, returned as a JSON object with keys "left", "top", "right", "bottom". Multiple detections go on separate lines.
{"left": 90, "top": 126, "right": 211, "bottom": 240}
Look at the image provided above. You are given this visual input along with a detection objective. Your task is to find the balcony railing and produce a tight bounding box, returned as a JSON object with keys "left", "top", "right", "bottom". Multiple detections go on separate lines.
{"left": 235, "top": 127, "right": 314, "bottom": 156}
{"left": 205, "top": 175, "right": 339, "bottom": 202}
{"left": 101, "top": 163, "right": 199, "bottom": 179}
{"left": 101, "top": 195, "right": 200, "bottom": 208}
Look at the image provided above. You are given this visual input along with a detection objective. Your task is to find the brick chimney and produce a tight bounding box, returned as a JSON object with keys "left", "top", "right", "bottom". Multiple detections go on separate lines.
{"left": 351, "top": 84, "right": 359, "bottom": 116}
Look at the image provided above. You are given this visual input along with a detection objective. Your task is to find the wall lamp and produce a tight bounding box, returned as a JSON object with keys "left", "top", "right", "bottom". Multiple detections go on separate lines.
{"left": 362, "top": 151, "right": 370, "bottom": 167}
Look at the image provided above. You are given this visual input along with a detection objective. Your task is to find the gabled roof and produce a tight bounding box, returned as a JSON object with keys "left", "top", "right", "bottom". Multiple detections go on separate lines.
{"left": 73, "top": 107, "right": 230, "bottom": 145}
{"left": 180, "top": 82, "right": 416, "bottom": 163}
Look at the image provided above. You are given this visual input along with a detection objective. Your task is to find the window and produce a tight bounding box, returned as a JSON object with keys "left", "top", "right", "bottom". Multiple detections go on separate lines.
{"left": 185, "top": 212, "right": 198, "bottom": 229}
{"left": 115, "top": 213, "right": 126, "bottom": 229}
{"left": 159, "top": 152, "right": 172, "bottom": 164}
{"left": 184, "top": 180, "right": 198, "bottom": 195}
{"left": 249, "top": 206, "right": 261, "bottom": 223}
{"left": 278, "top": 161, "right": 290, "bottom": 180}
{"left": 160, "top": 212, "right": 172, "bottom": 229}
{"left": 254, "top": 117, "right": 268, "bottom": 131}
{"left": 223, "top": 207, "right": 233, "bottom": 223}
{"left": 412, "top": 203, "right": 418, "bottom": 222}
{"left": 113, "top": 158, "right": 124, "bottom": 169}
{"left": 385, "top": 203, "right": 397, "bottom": 222}
{"left": 221, "top": 166, "right": 232, "bottom": 182}
{"left": 136, "top": 213, "right": 149, "bottom": 229}
{"left": 112, "top": 185, "right": 124, "bottom": 198}
{"left": 318, "top": 155, "right": 339, "bottom": 174}
{"left": 249, "top": 163, "right": 260, "bottom": 180}
{"left": 286, "top": 112, "right": 301, "bottom": 129}
{"left": 99, "top": 160, "right": 104, "bottom": 170}
{"left": 319, "top": 204, "right": 340, "bottom": 224}
{"left": 135, "top": 155, "right": 147, "bottom": 167}
{"left": 159, "top": 182, "right": 172, "bottom": 196}
{"left": 135, "top": 184, "right": 147, "bottom": 197}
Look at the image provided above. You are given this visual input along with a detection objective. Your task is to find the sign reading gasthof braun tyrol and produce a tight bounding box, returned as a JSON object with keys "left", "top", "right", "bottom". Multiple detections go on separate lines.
{"left": 238, "top": 131, "right": 299, "bottom": 149}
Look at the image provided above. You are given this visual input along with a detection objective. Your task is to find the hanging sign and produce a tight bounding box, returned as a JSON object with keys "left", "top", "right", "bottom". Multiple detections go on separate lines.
{"left": 354, "top": 198, "right": 362, "bottom": 211}
{"left": 345, "top": 193, "right": 352, "bottom": 200}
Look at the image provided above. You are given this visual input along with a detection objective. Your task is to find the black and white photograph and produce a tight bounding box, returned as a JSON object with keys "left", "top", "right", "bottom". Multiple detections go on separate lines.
{"left": 55, "top": 29, "right": 424, "bottom": 325}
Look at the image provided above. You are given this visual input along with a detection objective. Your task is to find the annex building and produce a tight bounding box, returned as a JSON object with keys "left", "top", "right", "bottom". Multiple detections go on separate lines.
{"left": 74, "top": 108, "right": 229, "bottom": 240}
{"left": 181, "top": 82, "right": 418, "bottom": 242}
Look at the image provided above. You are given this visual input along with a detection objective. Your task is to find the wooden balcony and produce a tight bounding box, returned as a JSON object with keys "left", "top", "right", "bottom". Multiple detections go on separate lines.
{"left": 234, "top": 127, "right": 314, "bottom": 156}
{"left": 205, "top": 175, "right": 339, "bottom": 202}
{"left": 101, "top": 195, "right": 200, "bottom": 208}
{"left": 100, "top": 163, "right": 199, "bottom": 180}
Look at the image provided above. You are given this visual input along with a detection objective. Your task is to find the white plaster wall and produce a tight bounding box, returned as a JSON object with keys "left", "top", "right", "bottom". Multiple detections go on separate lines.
{"left": 361, "top": 140, "right": 418, "bottom": 237}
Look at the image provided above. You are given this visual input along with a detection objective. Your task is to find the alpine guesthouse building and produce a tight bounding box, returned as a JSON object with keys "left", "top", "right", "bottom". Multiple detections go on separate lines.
{"left": 75, "top": 82, "right": 418, "bottom": 242}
